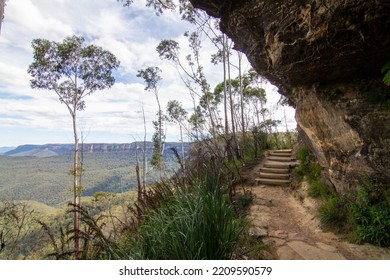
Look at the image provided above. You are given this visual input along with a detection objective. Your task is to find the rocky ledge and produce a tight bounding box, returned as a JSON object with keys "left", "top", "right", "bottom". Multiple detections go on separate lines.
{"left": 190, "top": 0, "right": 390, "bottom": 192}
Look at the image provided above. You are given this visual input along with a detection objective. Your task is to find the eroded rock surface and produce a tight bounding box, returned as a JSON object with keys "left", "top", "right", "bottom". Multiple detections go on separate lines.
{"left": 190, "top": 0, "right": 390, "bottom": 191}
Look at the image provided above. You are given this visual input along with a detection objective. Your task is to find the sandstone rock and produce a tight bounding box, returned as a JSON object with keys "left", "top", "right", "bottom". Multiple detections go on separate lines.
{"left": 249, "top": 226, "right": 268, "bottom": 237}
{"left": 287, "top": 240, "right": 345, "bottom": 259}
{"left": 190, "top": 0, "right": 390, "bottom": 192}
{"left": 276, "top": 244, "right": 304, "bottom": 260}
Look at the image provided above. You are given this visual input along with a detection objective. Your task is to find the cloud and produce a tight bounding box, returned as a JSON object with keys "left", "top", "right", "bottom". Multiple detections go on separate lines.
{"left": 0, "top": 0, "right": 296, "bottom": 146}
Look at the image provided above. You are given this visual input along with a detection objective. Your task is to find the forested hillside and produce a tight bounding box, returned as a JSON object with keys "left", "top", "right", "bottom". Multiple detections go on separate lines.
{"left": 0, "top": 142, "right": 188, "bottom": 206}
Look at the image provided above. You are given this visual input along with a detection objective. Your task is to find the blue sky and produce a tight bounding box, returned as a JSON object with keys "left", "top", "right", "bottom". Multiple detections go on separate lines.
{"left": 0, "top": 0, "right": 296, "bottom": 147}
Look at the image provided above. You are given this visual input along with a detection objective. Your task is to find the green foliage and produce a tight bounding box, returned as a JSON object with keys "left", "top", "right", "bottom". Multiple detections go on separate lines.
{"left": 363, "top": 89, "right": 390, "bottom": 108}
{"left": 166, "top": 100, "right": 187, "bottom": 123}
{"left": 319, "top": 197, "right": 348, "bottom": 231}
{"left": 296, "top": 150, "right": 390, "bottom": 247}
{"left": 136, "top": 175, "right": 243, "bottom": 260}
{"left": 268, "top": 131, "right": 298, "bottom": 150}
{"left": 28, "top": 35, "right": 120, "bottom": 110}
{"left": 250, "top": 127, "right": 269, "bottom": 157}
{"left": 294, "top": 146, "right": 348, "bottom": 231}
{"left": 157, "top": 39, "right": 180, "bottom": 62}
{"left": 314, "top": 177, "right": 390, "bottom": 247}
{"left": 308, "top": 180, "right": 332, "bottom": 198}
{"left": 381, "top": 60, "right": 390, "bottom": 86}
{"left": 349, "top": 180, "right": 390, "bottom": 246}
{"left": 0, "top": 201, "right": 60, "bottom": 259}
{"left": 137, "top": 66, "right": 162, "bottom": 92}
{"left": 151, "top": 113, "right": 166, "bottom": 169}
{"left": 0, "top": 151, "right": 180, "bottom": 206}
{"left": 294, "top": 147, "right": 322, "bottom": 182}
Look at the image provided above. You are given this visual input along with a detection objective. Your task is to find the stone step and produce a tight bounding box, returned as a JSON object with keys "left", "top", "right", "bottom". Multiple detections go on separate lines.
{"left": 268, "top": 156, "right": 295, "bottom": 162}
{"left": 259, "top": 172, "right": 290, "bottom": 180}
{"left": 256, "top": 178, "right": 290, "bottom": 186}
{"left": 264, "top": 161, "right": 293, "bottom": 169}
{"left": 272, "top": 149, "right": 292, "bottom": 154}
{"left": 269, "top": 152, "right": 292, "bottom": 157}
{"left": 260, "top": 167, "right": 289, "bottom": 174}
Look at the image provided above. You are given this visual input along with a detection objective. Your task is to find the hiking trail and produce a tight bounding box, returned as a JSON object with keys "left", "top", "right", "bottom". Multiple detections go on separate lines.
{"left": 240, "top": 149, "right": 390, "bottom": 260}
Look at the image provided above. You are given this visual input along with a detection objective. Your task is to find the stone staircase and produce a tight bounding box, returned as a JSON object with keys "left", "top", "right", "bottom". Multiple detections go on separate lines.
{"left": 255, "top": 149, "right": 298, "bottom": 186}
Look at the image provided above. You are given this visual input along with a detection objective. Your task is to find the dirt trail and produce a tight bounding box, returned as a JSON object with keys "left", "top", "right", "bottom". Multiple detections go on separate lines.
{"left": 241, "top": 152, "right": 390, "bottom": 260}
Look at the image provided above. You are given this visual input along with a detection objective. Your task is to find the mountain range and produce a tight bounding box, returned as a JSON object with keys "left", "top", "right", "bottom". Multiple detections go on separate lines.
{"left": 3, "top": 142, "right": 189, "bottom": 158}
{"left": 0, "top": 146, "right": 15, "bottom": 154}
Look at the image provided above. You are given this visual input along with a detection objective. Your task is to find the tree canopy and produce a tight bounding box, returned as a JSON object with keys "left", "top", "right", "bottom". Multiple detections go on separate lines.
{"left": 28, "top": 35, "right": 120, "bottom": 113}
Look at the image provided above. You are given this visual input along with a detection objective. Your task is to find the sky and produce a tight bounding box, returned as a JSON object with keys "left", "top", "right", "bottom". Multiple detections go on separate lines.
{"left": 0, "top": 0, "right": 296, "bottom": 147}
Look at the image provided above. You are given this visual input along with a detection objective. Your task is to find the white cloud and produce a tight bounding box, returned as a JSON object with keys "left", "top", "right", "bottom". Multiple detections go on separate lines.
{"left": 0, "top": 0, "right": 296, "bottom": 146}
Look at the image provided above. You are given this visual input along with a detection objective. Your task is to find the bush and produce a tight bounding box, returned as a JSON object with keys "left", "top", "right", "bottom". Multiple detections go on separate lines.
{"left": 349, "top": 181, "right": 390, "bottom": 246}
{"left": 319, "top": 197, "right": 348, "bottom": 231}
{"left": 308, "top": 180, "right": 335, "bottom": 199}
{"left": 294, "top": 147, "right": 320, "bottom": 181}
{"left": 295, "top": 147, "right": 390, "bottom": 247}
{"left": 137, "top": 175, "right": 244, "bottom": 259}
{"left": 308, "top": 180, "right": 325, "bottom": 198}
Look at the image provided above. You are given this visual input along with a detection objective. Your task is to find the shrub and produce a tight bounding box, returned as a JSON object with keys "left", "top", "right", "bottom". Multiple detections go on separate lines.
{"left": 308, "top": 179, "right": 336, "bottom": 199}
{"left": 308, "top": 180, "right": 328, "bottom": 198}
{"left": 295, "top": 147, "right": 322, "bottom": 182}
{"left": 349, "top": 181, "right": 390, "bottom": 246}
{"left": 319, "top": 197, "right": 348, "bottom": 231}
{"left": 137, "top": 175, "right": 244, "bottom": 259}
{"left": 295, "top": 147, "right": 390, "bottom": 247}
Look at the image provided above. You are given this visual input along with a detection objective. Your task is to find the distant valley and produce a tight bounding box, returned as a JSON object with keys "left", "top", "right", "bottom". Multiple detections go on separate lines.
{"left": 0, "top": 142, "right": 190, "bottom": 206}
{"left": 3, "top": 142, "right": 184, "bottom": 158}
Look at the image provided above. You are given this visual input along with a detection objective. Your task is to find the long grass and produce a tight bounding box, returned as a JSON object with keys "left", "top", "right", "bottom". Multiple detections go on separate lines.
{"left": 136, "top": 175, "right": 244, "bottom": 259}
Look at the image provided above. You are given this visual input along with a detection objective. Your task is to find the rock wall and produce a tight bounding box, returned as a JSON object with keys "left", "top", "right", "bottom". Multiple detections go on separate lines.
{"left": 293, "top": 82, "right": 389, "bottom": 192}
{"left": 190, "top": 0, "right": 390, "bottom": 192}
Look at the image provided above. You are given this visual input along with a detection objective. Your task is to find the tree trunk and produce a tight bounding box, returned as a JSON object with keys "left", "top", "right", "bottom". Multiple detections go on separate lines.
{"left": 180, "top": 124, "right": 185, "bottom": 170}
{"left": 142, "top": 106, "right": 147, "bottom": 190}
{"left": 135, "top": 145, "right": 142, "bottom": 205}
{"left": 155, "top": 92, "right": 163, "bottom": 179}
{"left": 227, "top": 45, "right": 235, "bottom": 137}
{"left": 238, "top": 52, "right": 246, "bottom": 147}
{"left": 206, "top": 101, "right": 217, "bottom": 138}
{"left": 222, "top": 34, "right": 229, "bottom": 136}
{"left": 227, "top": 42, "right": 240, "bottom": 158}
{"left": 72, "top": 110, "right": 81, "bottom": 259}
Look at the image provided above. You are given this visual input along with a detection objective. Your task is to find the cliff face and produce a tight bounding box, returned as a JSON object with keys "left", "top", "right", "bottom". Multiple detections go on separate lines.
{"left": 190, "top": 0, "right": 390, "bottom": 192}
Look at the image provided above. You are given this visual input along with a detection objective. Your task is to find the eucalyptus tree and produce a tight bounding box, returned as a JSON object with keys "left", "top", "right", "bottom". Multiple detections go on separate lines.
{"left": 157, "top": 34, "right": 220, "bottom": 138}
{"left": 27, "top": 35, "right": 119, "bottom": 258}
{"left": 181, "top": 8, "right": 243, "bottom": 155}
{"left": 118, "top": 0, "right": 176, "bottom": 15}
{"left": 242, "top": 69, "right": 268, "bottom": 128}
{"left": 166, "top": 100, "right": 188, "bottom": 169}
{"left": 137, "top": 66, "right": 165, "bottom": 178}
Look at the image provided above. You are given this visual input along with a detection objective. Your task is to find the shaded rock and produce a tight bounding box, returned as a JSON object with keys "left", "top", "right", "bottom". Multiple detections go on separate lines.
{"left": 249, "top": 227, "right": 268, "bottom": 237}
{"left": 190, "top": 0, "right": 390, "bottom": 192}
